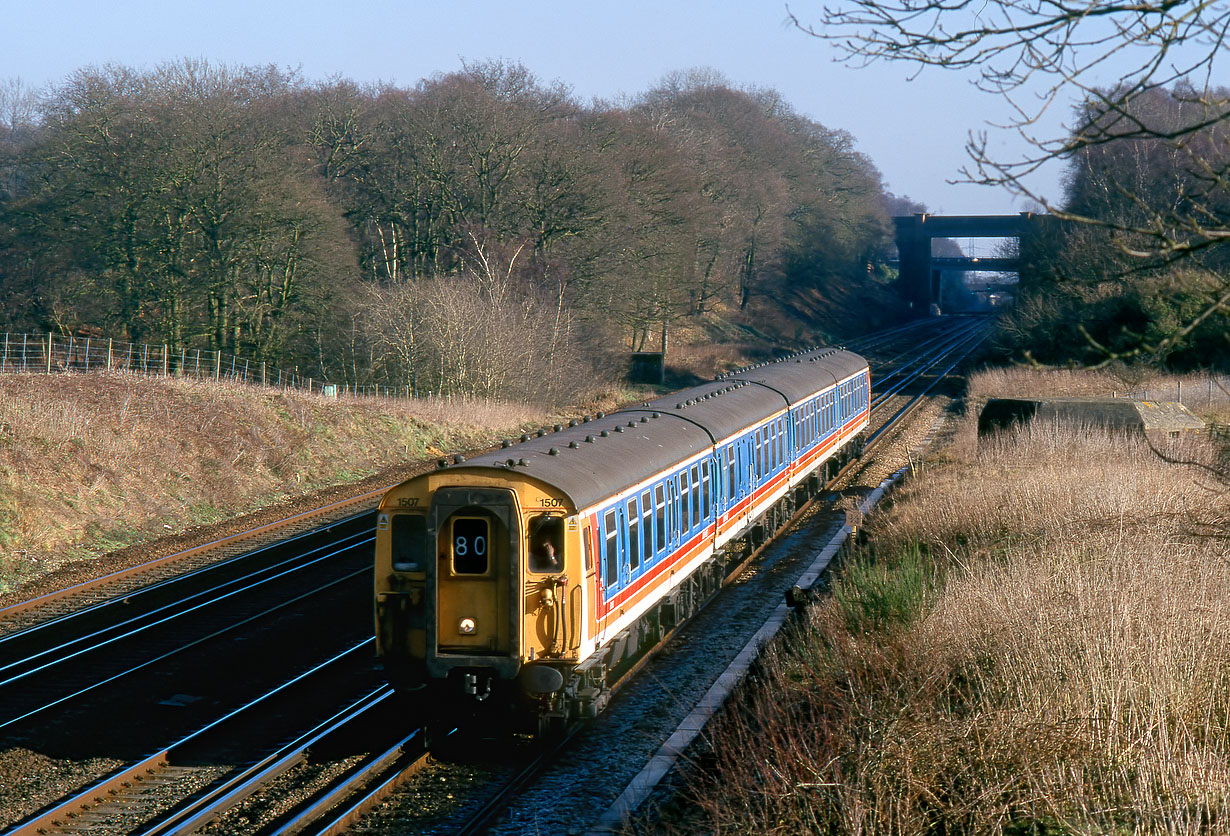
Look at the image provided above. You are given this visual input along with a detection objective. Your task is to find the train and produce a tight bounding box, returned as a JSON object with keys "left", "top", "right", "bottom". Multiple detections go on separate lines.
{"left": 373, "top": 346, "right": 871, "bottom": 734}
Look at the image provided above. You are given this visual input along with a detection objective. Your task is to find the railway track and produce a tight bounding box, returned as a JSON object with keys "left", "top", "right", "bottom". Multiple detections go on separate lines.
{"left": 0, "top": 521, "right": 374, "bottom": 733}
{"left": 0, "top": 493, "right": 385, "bottom": 634}
{"left": 0, "top": 316, "right": 990, "bottom": 836}
{"left": 4, "top": 642, "right": 395, "bottom": 836}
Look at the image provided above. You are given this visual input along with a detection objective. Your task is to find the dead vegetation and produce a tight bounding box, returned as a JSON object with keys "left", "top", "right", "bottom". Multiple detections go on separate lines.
{"left": 640, "top": 367, "right": 1230, "bottom": 834}
{"left": 0, "top": 371, "right": 547, "bottom": 592}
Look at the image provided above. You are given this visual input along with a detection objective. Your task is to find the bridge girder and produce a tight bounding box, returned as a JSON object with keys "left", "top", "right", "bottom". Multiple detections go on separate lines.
{"left": 894, "top": 213, "right": 1048, "bottom": 313}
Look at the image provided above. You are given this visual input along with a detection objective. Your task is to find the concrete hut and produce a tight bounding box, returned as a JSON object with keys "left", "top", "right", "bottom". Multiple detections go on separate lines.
{"left": 978, "top": 397, "right": 1206, "bottom": 443}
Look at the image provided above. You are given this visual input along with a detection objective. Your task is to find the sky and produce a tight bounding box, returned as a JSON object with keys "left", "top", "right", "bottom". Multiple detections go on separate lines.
{"left": 2, "top": 0, "right": 1099, "bottom": 217}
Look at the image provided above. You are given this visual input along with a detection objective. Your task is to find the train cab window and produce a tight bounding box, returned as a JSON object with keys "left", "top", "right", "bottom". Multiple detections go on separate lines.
{"left": 451, "top": 517, "right": 489, "bottom": 575}
{"left": 528, "top": 514, "right": 564, "bottom": 573}
{"left": 391, "top": 514, "right": 427, "bottom": 571}
{"left": 603, "top": 509, "right": 618, "bottom": 587}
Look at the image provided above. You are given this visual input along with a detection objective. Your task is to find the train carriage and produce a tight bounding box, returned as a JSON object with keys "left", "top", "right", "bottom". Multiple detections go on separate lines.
{"left": 374, "top": 347, "right": 870, "bottom": 733}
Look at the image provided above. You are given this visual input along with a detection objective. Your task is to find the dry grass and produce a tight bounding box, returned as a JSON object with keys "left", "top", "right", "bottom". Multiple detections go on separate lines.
{"left": 969, "top": 365, "right": 1230, "bottom": 424}
{"left": 0, "top": 372, "right": 546, "bottom": 591}
{"left": 644, "top": 367, "right": 1230, "bottom": 835}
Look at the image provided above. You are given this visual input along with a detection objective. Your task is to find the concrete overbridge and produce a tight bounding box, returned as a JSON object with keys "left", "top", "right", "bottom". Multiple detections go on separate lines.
{"left": 894, "top": 212, "right": 1052, "bottom": 313}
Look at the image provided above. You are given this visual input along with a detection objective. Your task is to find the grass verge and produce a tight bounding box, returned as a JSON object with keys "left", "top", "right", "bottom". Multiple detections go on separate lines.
{"left": 0, "top": 371, "right": 549, "bottom": 593}
{"left": 639, "top": 368, "right": 1230, "bottom": 835}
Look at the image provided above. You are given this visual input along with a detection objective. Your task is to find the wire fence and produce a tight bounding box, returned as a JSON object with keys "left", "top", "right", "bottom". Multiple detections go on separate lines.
{"left": 0, "top": 332, "right": 412, "bottom": 400}
{"left": 1113, "top": 375, "right": 1230, "bottom": 409}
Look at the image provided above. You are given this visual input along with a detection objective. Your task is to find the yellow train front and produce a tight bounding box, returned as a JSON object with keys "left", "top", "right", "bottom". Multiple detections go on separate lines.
{"left": 375, "top": 461, "right": 585, "bottom": 733}
{"left": 373, "top": 346, "right": 871, "bottom": 735}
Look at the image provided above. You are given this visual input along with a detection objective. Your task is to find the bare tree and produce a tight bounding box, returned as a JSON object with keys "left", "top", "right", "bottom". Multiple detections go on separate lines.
{"left": 792, "top": 1, "right": 1230, "bottom": 363}
{"left": 0, "top": 77, "right": 38, "bottom": 135}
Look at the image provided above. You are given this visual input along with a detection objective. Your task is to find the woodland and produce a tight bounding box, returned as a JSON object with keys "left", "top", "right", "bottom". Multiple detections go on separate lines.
{"left": 0, "top": 62, "right": 910, "bottom": 403}
{"left": 1, "top": 51, "right": 1227, "bottom": 405}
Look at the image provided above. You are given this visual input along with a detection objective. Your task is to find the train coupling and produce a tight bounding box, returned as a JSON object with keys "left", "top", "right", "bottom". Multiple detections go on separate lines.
{"left": 463, "top": 672, "right": 494, "bottom": 701}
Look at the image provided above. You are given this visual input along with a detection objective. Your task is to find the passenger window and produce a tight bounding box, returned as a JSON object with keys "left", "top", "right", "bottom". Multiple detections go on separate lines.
{"left": 603, "top": 509, "right": 618, "bottom": 586}
{"left": 391, "top": 514, "right": 427, "bottom": 571}
{"left": 690, "top": 465, "right": 701, "bottom": 528}
{"left": 641, "top": 491, "right": 653, "bottom": 562}
{"left": 701, "top": 462, "right": 711, "bottom": 518}
{"left": 627, "top": 498, "right": 641, "bottom": 570}
{"left": 654, "top": 485, "right": 666, "bottom": 552}
{"left": 680, "top": 473, "right": 691, "bottom": 531}
{"left": 528, "top": 514, "right": 564, "bottom": 573}
{"left": 452, "top": 517, "right": 489, "bottom": 575}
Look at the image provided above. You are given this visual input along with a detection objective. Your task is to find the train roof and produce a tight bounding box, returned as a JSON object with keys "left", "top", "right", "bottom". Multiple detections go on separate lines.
{"left": 625, "top": 347, "right": 866, "bottom": 440}
{"left": 434, "top": 410, "right": 713, "bottom": 512}
{"left": 429, "top": 347, "right": 867, "bottom": 512}
{"left": 724, "top": 347, "right": 867, "bottom": 401}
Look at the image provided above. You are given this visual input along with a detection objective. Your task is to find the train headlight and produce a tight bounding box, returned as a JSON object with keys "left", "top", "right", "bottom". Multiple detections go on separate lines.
{"left": 458, "top": 617, "right": 478, "bottom": 635}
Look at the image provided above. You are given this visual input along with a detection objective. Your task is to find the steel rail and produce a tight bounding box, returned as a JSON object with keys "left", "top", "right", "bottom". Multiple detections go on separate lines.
{"left": 0, "top": 490, "right": 385, "bottom": 620}
{"left": 136, "top": 686, "right": 397, "bottom": 836}
{"left": 451, "top": 724, "right": 590, "bottom": 836}
{"left": 266, "top": 730, "right": 431, "bottom": 836}
{"left": 0, "top": 527, "right": 372, "bottom": 680}
{"left": 869, "top": 318, "right": 987, "bottom": 409}
{"left": 0, "top": 542, "right": 373, "bottom": 730}
{"left": 866, "top": 326, "right": 990, "bottom": 449}
{"left": 2, "top": 640, "right": 378, "bottom": 836}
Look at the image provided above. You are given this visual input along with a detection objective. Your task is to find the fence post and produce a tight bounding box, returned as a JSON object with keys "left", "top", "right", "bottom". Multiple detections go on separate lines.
{"left": 262, "top": 362, "right": 266, "bottom": 387}
{"left": 244, "top": 359, "right": 249, "bottom": 383}
{"left": 2, "top": 333, "right": 7, "bottom": 371}
{"left": 163, "top": 345, "right": 168, "bottom": 377}
{"left": 108, "top": 338, "right": 113, "bottom": 371}
{"left": 1177, "top": 380, "right": 1182, "bottom": 404}
{"left": 215, "top": 351, "right": 221, "bottom": 380}
{"left": 85, "top": 337, "right": 91, "bottom": 372}
{"left": 23, "top": 333, "right": 28, "bottom": 371}
{"left": 46, "top": 332, "right": 52, "bottom": 374}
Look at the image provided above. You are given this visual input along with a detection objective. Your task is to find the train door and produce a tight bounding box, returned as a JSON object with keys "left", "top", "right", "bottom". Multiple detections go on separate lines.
{"left": 426, "top": 488, "right": 519, "bottom": 675}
